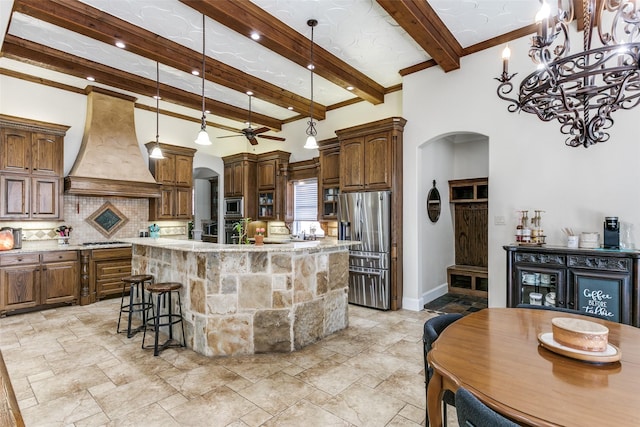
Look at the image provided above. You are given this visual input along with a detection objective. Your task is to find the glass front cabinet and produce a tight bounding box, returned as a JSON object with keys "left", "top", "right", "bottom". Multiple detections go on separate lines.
{"left": 505, "top": 245, "right": 638, "bottom": 326}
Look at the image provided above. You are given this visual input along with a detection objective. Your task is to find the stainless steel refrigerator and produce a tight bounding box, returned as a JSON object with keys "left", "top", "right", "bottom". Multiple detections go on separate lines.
{"left": 338, "top": 191, "right": 391, "bottom": 310}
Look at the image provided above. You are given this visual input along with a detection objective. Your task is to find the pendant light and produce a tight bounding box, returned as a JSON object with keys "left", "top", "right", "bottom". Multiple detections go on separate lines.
{"left": 195, "top": 14, "right": 212, "bottom": 146}
{"left": 303, "top": 19, "right": 319, "bottom": 150}
{"left": 149, "top": 61, "right": 165, "bottom": 159}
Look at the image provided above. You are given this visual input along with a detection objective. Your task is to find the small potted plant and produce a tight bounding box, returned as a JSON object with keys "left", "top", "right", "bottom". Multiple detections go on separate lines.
{"left": 255, "top": 227, "right": 265, "bottom": 246}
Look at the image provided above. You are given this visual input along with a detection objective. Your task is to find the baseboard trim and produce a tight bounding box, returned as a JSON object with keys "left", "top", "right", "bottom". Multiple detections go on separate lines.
{"left": 402, "top": 283, "right": 449, "bottom": 312}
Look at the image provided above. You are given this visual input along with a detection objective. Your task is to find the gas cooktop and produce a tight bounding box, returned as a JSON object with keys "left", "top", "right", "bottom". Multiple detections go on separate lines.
{"left": 81, "top": 241, "right": 127, "bottom": 246}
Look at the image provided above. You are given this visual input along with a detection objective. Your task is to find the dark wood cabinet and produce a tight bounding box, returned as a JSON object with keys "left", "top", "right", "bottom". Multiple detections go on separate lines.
{"left": 80, "top": 246, "right": 132, "bottom": 305}
{"left": 0, "top": 115, "right": 68, "bottom": 220}
{"left": 146, "top": 143, "right": 196, "bottom": 220}
{"left": 256, "top": 151, "right": 290, "bottom": 220}
{"left": 0, "top": 251, "right": 79, "bottom": 316}
{"left": 222, "top": 153, "right": 259, "bottom": 219}
{"left": 447, "top": 178, "right": 489, "bottom": 297}
{"left": 338, "top": 129, "right": 395, "bottom": 192}
{"left": 505, "top": 245, "right": 639, "bottom": 326}
{"left": 335, "top": 117, "right": 406, "bottom": 310}
{"left": 318, "top": 138, "right": 340, "bottom": 220}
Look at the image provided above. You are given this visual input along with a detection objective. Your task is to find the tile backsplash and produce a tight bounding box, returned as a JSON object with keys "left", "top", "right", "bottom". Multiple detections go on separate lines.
{"left": 4, "top": 195, "right": 187, "bottom": 244}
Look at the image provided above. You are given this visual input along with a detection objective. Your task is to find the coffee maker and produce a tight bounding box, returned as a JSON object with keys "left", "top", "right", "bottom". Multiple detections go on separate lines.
{"left": 603, "top": 216, "right": 620, "bottom": 249}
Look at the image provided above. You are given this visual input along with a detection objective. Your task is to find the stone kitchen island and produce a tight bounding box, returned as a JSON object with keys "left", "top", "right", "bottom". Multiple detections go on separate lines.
{"left": 126, "top": 238, "right": 353, "bottom": 357}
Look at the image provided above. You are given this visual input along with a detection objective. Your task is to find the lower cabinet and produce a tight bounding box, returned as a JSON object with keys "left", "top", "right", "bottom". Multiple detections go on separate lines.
{"left": 0, "top": 251, "right": 78, "bottom": 316}
{"left": 80, "top": 247, "right": 132, "bottom": 304}
{"left": 505, "top": 245, "right": 638, "bottom": 326}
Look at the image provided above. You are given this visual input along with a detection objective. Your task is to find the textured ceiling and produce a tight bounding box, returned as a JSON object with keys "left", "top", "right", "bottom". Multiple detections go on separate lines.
{"left": 0, "top": 0, "right": 540, "bottom": 135}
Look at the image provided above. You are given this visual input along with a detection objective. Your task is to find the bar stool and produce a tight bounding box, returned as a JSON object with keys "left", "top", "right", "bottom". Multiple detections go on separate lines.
{"left": 117, "top": 274, "right": 154, "bottom": 338}
{"left": 142, "top": 282, "right": 186, "bottom": 356}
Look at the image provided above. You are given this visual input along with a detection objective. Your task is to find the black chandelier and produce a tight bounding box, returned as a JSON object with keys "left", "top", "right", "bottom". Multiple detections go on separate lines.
{"left": 496, "top": 0, "right": 640, "bottom": 148}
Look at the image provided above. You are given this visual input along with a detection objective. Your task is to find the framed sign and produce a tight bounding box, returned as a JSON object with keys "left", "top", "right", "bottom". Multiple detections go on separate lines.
{"left": 574, "top": 272, "right": 630, "bottom": 323}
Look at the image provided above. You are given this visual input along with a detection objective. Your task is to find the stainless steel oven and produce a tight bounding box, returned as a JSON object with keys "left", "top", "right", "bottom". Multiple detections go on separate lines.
{"left": 224, "top": 219, "right": 238, "bottom": 244}
{"left": 224, "top": 197, "right": 244, "bottom": 218}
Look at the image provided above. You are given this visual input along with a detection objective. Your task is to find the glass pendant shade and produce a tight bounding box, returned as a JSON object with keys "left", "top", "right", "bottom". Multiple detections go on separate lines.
{"left": 304, "top": 134, "right": 318, "bottom": 149}
{"left": 195, "top": 127, "right": 212, "bottom": 146}
{"left": 149, "top": 145, "right": 164, "bottom": 159}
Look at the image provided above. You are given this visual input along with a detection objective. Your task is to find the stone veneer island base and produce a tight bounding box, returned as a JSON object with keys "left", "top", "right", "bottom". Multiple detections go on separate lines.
{"left": 127, "top": 238, "right": 352, "bottom": 357}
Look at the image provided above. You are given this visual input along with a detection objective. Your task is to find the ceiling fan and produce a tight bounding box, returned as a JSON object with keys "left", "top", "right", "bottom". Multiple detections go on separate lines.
{"left": 218, "top": 93, "right": 286, "bottom": 145}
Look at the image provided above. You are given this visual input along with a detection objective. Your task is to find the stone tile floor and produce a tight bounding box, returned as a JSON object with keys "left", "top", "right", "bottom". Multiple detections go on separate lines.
{"left": 0, "top": 299, "right": 459, "bottom": 426}
{"left": 423, "top": 294, "right": 487, "bottom": 316}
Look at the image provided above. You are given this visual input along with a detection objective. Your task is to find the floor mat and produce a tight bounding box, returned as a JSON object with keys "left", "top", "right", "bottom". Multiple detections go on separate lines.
{"left": 424, "top": 293, "right": 487, "bottom": 316}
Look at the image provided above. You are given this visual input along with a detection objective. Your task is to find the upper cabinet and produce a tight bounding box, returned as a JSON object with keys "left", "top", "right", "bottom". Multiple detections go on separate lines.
{"left": 318, "top": 138, "right": 340, "bottom": 220}
{"left": 336, "top": 118, "right": 406, "bottom": 193}
{"left": 0, "top": 115, "right": 68, "bottom": 220}
{"left": 146, "top": 143, "right": 196, "bottom": 221}
{"left": 256, "top": 151, "right": 290, "bottom": 220}
{"left": 222, "top": 153, "right": 257, "bottom": 219}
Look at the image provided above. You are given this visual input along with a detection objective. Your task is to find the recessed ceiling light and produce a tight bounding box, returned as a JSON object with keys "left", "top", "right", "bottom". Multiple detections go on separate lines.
{"left": 287, "top": 106, "right": 294, "bottom": 110}
{"left": 246, "top": 91, "right": 253, "bottom": 96}
{"left": 346, "top": 86, "right": 354, "bottom": 91}
{"left": 86, "top": 76, "right": 95, "bottom": 81}
{"left": 115, "top": 41, "right": 126, "bottom": 49}
{"left": 250, "top": 32, "right": 260, "bottom": 41}
{"left": 205, "top": 110, "right": 210, "bottom": 114}
{"left": 192, "top": 70, "right": 200, "bottom": 76}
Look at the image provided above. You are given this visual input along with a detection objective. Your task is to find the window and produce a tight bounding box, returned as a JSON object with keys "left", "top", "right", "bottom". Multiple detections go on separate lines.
{"left": 292, "top": 178, "right": 323, "bottom": 237}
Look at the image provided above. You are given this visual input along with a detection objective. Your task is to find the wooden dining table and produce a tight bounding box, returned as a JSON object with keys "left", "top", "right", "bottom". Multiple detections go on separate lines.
{"left": 427, "top": 308, "right": 640, "bottom": 426}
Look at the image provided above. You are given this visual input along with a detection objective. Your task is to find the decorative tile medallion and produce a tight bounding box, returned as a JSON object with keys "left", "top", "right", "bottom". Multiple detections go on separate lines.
{"left": 86, "top": 201, "right": 129, "bottom": 238}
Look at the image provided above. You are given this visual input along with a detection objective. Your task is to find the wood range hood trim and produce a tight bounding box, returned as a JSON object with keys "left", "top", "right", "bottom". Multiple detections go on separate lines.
{"left": 64, "top": 86, "right": 161, "bottom": 198}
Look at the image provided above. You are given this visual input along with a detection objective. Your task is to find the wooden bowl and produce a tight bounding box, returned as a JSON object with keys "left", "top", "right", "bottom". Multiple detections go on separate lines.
{"left": 551, "top": 317, "right": 609, "bottom": 352}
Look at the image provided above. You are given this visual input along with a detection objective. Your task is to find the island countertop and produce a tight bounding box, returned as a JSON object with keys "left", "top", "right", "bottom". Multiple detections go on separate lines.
{"left": 123, "top": 237, "right": 356, "bottom": 252}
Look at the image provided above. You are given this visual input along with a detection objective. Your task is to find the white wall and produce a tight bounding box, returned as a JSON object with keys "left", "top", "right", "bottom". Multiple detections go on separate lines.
{"left": 403, "top": 34, "right": 640, "bottom": 308}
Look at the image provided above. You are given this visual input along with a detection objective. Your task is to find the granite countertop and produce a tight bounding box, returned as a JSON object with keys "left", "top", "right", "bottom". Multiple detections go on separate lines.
{"left": 1, "top": 240, "right": 132, "bottom": 254}
{"left": 124, "top": 237, "right": 357, "bottom": 253}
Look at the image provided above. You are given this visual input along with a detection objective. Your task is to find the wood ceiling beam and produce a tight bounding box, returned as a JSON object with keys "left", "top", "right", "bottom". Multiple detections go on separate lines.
{"left": 2, "top": 35, "right": 282, "bottom": 131}
{"left": 376, "top": 0, "right": 462, "bottom": 72}
{"left": 179, "top": 0, "right": 385, "bottom": 106}
{"left": 10, "top": 0, "right": 322, "bottom": 121}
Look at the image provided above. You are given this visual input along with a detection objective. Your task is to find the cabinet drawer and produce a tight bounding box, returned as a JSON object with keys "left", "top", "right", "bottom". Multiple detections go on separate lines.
{"left": 42, "top": 251, "right": 78, "bottom": 263}
{"left": 91, "top": 247, "right": 132, "bottom": 260}
{"left": 0, "top": 253, "right": 39, "bottom": 266}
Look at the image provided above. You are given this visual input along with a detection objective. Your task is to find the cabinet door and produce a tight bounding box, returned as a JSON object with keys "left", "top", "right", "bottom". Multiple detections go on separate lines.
{"left": 340, "top": 137, "right": 365, "bottom": 192}
{"left": 0, "top": 128, "right": 30, "bottom": 174}
{"left": 0, "top": 174, "right": 29, "bottom": 218}
{"left": 320, "top": 149, "right": 340, "bottom": 184}
{"left": 41, "top": 260, "right": 78, "bottom": 305}
{"left": 257, "top": 159, "right": 277, "bottom": 190}
{"left": 155, "top": 153, "right": 176, "bottom": 185}
{"left": 569, "top": 269, "right": 632, "bottom": 324}
{"left": 0, "top": 264, "right": 40, "bottom": 311}
{"left": 175, "top": 155, "right": 193, "bottom": 186}
{"left": 158, "top": 187, "right": 175, "bottom": 219}
{"left": 363, "top": 131, "right": 392, "bottom": 190}
{"left": 31, "top": 133, "right": 62, "bottom": 176}
{"left": 175, "top": 187, "right": 192, "bottom": 219}
{"left": 232, "top": 162, "right": 244, "bottom": 196}
{"left": 31, "top": 177, "right": 60, "bottom": 219}
{"left": 514, "top": 265, "right": 566, "bottom": 308}
{"left": 223, "top": 163, "right": 234, "bottom": 197}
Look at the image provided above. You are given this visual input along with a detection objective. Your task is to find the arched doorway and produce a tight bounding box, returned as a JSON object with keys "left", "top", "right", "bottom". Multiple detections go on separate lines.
{"left": 417, "top": 132, "right": 489, "bottom": 312}
{"left": 193, "top": 167, "right": 219, "bottom": 241}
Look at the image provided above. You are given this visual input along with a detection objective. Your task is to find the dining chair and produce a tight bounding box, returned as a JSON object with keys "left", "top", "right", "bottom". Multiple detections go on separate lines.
{"left": 423, "top": 313, "right": 464, "bottom": 426}
{"left": 515, "top": 303, "right": 606, "bottom": 319}
{"left": 455, "top": 387, "right": 520, "bottom": 427}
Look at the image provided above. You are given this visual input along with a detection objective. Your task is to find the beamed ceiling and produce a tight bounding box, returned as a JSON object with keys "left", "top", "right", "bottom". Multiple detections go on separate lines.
{"left": 0, "top": 0, "right": 586, "bottom": 138}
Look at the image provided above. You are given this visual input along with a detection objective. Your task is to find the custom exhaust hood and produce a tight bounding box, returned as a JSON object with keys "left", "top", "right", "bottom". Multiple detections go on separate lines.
{"left": 64, "top": 86, "right": 161, "bottom": 198}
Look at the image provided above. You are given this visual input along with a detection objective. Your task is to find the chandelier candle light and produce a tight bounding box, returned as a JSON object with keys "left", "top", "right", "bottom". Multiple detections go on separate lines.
{"left": 496, "top": 0, "right": 640, "bottom": 148}
{"left": 304, "top": 19, "right": 319, "bottom": 150}
{"left": 195, "top": 14, "right": 212, "bottom": 146}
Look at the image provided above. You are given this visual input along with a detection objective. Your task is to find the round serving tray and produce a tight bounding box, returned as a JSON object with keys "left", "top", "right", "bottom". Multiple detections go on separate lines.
{"left": 538, "top": 332, "right": 621, "bottom": 363}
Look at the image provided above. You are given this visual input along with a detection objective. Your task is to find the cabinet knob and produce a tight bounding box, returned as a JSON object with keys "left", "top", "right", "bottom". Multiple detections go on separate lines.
{"left": 17, "top": 257, "right": 22, "bottom": 262}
